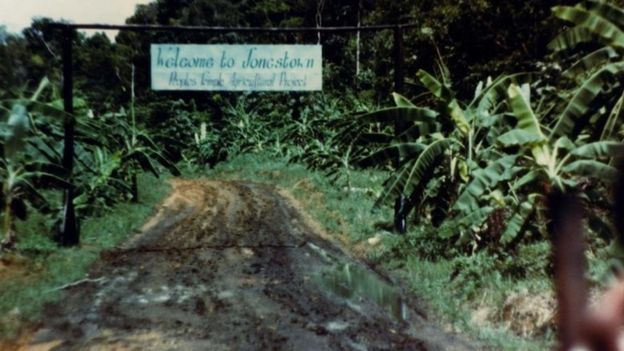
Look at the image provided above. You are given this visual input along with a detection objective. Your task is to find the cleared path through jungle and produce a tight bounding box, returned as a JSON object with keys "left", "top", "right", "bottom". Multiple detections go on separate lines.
{"left": 27, "top": 179, "right": 474, "bottom": 350}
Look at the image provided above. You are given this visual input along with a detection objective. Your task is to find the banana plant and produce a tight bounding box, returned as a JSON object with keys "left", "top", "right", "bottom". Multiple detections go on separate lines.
{"left": 549, "top": 0, "right": 624, "bottom": 141}
{"left": 0, "top": 101, "right": 67, "bottom": 250}
{"left": 436, "top": 82, "right": 622, "bottom": 248}
{"left": 99, "top": 111, "right": 180, "bottom": 202}
{"left": 333, "top": 91, "right": 446, "bottom": 223}
{"left": 97, "top": 65, "right": 181, "bottom": 203}
{"left": 400, "top": 73, "right": 540, "bottom": 223}
{"left": 505, "top": 84, "right": 620, "bottom": 188}
{"left": 495, "top": 83, "right": 622, "bottom": 244}
{"left": 420, "top": 2, "right": 624, "bottom": 246}
{"left": 335, "top": 67, "right": 533, "bottom": 232}
{"left": 73, "top": 146, "right": 129, "bottom": 212}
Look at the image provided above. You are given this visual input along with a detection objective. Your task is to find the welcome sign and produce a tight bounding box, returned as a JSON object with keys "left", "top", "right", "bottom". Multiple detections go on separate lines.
{"left": 151, "top": 44, "right": 322, "bottom": 91}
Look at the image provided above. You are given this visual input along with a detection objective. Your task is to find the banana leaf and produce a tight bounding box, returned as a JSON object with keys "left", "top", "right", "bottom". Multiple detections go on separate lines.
{"left": 570, "top": 140, "right": 623, "bottom": 158}
{"left": 563, "top": 47, "right": 621, "bottom": 82}
{"left": 552, "top": 5, "right": 624, "bottom": 48}
{"left": 548, "top": 25, "right": 594, "bottom": 51}
{"left": 562, "top": 159, "right": 618, "bottom": 180}
{"left": 500, "top": 196, "right": 537, "bottom": 244}
{"left": 453, "top": 155, "right": 519, "bottom": 213}
{"left": 583, "top": 0, "right": 624, "bottom": 30}
{"left": 552, "top": 62, "right": 624, "bottom": 137}
{"left": 373, "top": 138, "right": 453, "bottom": 209}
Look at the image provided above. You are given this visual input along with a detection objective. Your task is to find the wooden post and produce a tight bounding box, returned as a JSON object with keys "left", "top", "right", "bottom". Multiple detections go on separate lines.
{"left": 355, "top": 0, "right": 361, "bottom": 77}
{"left": 48, "top": 21, "right": 421, "bottom": 238}
{"left": 59, "top": 26, "right": 79, "bottom": 246}
{"left": 549, "top": 190, "right": 587, "bottom": 350}
{"left": 393, "top": 25, "right": 407, "bottom": 234}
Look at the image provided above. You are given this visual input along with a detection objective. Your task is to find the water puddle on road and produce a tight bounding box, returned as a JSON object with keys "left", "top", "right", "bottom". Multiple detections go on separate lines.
{"left": 316, "top": 263, "right": 408, "bottom": 322}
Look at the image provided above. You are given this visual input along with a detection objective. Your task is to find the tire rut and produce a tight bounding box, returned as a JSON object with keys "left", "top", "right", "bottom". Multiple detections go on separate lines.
{"left": 24, "top": 179, "right": 475, "bottom": 351}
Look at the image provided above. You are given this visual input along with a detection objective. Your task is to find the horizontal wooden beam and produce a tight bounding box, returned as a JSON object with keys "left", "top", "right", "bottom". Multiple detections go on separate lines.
{"left": 49, "top": 22, "right": 418, "bottom": 33}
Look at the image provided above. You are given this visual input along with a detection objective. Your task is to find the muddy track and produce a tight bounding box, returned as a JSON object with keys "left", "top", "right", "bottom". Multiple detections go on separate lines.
{"left": 27, "top": 180, "right": 474, "bottom": 351}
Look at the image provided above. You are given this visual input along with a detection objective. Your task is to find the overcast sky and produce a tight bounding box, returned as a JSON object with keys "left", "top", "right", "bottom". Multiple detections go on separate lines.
{"left": 0, "top": 0, "right": 153, "bottom": 39}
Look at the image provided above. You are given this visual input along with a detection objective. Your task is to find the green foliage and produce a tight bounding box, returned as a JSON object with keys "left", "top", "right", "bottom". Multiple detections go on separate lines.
{"left": 0, "top": 80, "right": 69, "bottom": 249}
{"left": 87, "top": 108, "right": 180, "bottom": 204}
{"left": 550, "top": 0, "right": 624, "bottom": 140}
{"left": 138, "top": 99, "right": 206, "bottom": 162}
{"left": 186, "top": 92, "right": 373, "bottom": 185}
{"left": 0, "top": 77, "right": 179, "bottom": 249}
{"left": 339, "top": 67, "right": 522, "bottom": 247}
{"left": 188, "top": 121, "right": 220, "bottom": 166}
{"left": 1, "top": 1, "right": 624, "bottom": 347}
{"left": 0, "top": 173, "right": 168, "bottom": 339}
{"left": 341, "top": 49, "right": 623, "bottom": 252}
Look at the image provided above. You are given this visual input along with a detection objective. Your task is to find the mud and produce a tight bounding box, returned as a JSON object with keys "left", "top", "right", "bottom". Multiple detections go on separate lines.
{"left": 25, "top": 180, "right": 474, "bottom": 351}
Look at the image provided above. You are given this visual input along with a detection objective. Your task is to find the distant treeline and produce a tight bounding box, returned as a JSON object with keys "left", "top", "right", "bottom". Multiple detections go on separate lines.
{"left": 1, "top": 0, "right": 575, "bottom": 109}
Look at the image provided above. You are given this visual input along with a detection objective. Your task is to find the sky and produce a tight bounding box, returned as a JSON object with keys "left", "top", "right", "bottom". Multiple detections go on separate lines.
{"left": 0, "top": 0, "right": 153, "bottom": 40}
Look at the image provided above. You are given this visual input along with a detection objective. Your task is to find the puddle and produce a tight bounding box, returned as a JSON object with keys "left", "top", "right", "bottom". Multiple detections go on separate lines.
{"left": 316, "top": 263, "right": 408, "bottom": 322}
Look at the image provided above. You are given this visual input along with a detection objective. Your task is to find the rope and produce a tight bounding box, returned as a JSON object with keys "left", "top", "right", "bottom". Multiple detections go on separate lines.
{"left": 316, "top": 0, "right": 325, "bottom": 44}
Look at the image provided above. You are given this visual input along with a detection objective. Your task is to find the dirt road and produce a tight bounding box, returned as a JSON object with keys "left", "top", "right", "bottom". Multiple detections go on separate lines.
{"left": 26, "top": 180, "right": 474, "bottom": 350}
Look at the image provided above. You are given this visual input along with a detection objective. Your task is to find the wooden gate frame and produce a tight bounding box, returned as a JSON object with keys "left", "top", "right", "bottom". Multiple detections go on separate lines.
{"left": 51, "top": 22, "right": 418, "bottom": 245}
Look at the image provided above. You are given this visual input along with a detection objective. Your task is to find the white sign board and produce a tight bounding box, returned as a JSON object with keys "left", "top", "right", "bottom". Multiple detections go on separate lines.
{"left": 151, "top": 44, "right": 322, "bottom": 91}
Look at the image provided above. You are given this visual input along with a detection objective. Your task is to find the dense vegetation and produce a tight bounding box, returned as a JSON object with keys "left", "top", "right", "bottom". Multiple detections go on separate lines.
{"left": 1, "top": 0, "right": 624, "bottom": 348}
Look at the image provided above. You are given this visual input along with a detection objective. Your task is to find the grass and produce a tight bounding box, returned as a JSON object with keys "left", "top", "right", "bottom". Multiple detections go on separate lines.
{"left": 400, "top": 255, "right": 554, "bottom": 350}
{"left": 0, "top": 173, "right": 169, "bottom": 339}
{"left": 196, "top": 153, "right": 392, "bottom": 244}
{"left": 0, "top": 152, "right": 608, "bottom": 349}
{"left": 199, "top": 152, "right": 558, "bottom": 350}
